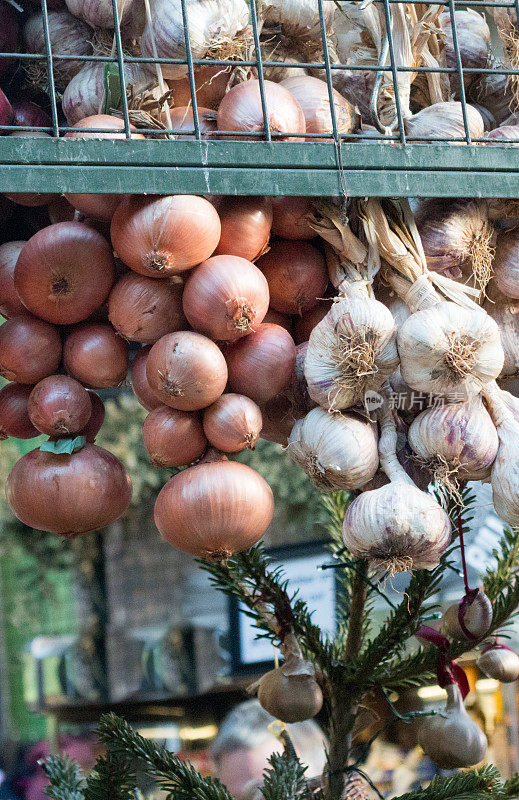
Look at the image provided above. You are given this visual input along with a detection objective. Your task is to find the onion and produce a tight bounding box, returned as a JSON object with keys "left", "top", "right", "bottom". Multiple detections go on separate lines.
{"left": 47, "top": 196, "right": 77, "bottom": 224}
{"left": 217, "top": 80, "right": 306, "bottom": 141}
{"left": 225, "top": 323, "right": 296, "bottom": 404}
{"left": 146, "top": 331, "right": 228, "bottom": 410}
{"left": 6, "top": 444, "right": 132, "bottom": 536}
{"left": 257, "top": 241, "right": 328, "bottom": 315}
{"left": 203, "top": 393, "right": 262, "bottom": 452}
{"left": 154, "top": 461, "right": 274, "bottom": 559}
{"left": 108, "top": 273, "right": 186, "bottom": 344}
{"left": 0, "top": 383, "right": 39, "bottom": 440}
{"left": 263, "top": 308, "right": 293, "bottom": 332}
{"left": 182, "top": 255, "right": 269, "bottom": 342}
{"left": 214, "top": 197, "right": 272, "bottom": 261}
{"left": 23, "top": 11, "right": 93, "bottom": 91}
{"left": 168, "top": 65, "right": 231, "bottom": 110}
{"left": 4, "top": 132, "right": 56, "bottom": 207}
{"left": 130, "top": 346, "right": 161, "bottom": 411}
{"left": 0, "top": 88, "right": 13, "bottom": 127}
{"left": 294, "top": 299, "right": 332, "bottom": 344}
{"left": 63, "top": 323, "right": 129, "bottom": 388}
{"left": 111, "top": 195, "right": 221, "bottom": 277}
{"left": 0, "top": 241, "right": 26, "bottom": 318}
{"left": 143, "top": 405, "right": 207, "bottom": 467}
{"left": 28, "top": 375, "right": 92, "bottom": 436}
{"left": 281, "top": 76, "right": 357, "bottom": 140}
{"left": 11, "top": 101, "right": 51, "bottom": 130}
{"left": 0, "top": 1, "right": 18, "bottom": 79}
{"left": 0, "top": 316, "right": 61, "bottom": 384}
{"left": 78, "top": 391, "right": 105, "bottom": 442}
{"left": 64, "top": 0, "right": 143, "bottom": 29}
{"left": 271, "top": 197, "right": 315, "bottom": 240}
{"left": 168, "top": 106, "right": 218, "bottom": 138}
{"left": 15, "top": 222, "right": 115, "bottom": 325}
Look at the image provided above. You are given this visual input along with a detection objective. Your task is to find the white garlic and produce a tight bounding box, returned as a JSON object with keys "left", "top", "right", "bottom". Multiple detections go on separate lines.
{"left": 397, "top": 301, "right": 504, "bottom": 401}
{"left": 405, "top": 102, "right": 485, "bottom": 142}
{"left": 24, "top": 11, "right": 93, "bottom": 91}
{"left": 259, "top": 0, "right": 335, "bottom": 40}
{"left": 64, "top": 0, "right": 144, "bottom": 30}
{"left": 304, "top": 292, "right": 399, "bottom": 411}
{"left": 443, "top": 589, "right": 493, "bottom": 641}
{"left": 482, "top": 381, "right": 519, "bottom": 527}
{"left": 485, "top": 292, "right": 519, "bottom": 377}
{"left": 288, "top": 407, "right": 379, "bottom": 492}
{"left": 478, "top": 645, "right": 519, "bottom": 683}
{"left": 493, "top": 229, "right": 519, "bottom": 299}
{"left": 439, "top": 10, "right": 490, "bottom": 96}
{"left": 256, "top": 654, "right": 323, "bottom": 723}
{"left": 418, "top": 683, "right": 487, "bottom": 769}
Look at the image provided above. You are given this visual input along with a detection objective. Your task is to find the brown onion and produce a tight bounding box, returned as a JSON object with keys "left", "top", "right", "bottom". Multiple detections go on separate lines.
{"left": 28, "top": 375, "right": 92, "bottom": 436}
{"left": 217, "top": 79, "right": 306, "bottom": 141}
{"left": 168, "top": 106, "right": 218, "bottom": 138}
{"left": 154, "top": 461, "right": 274, "bottom": 559}
{"left": 78, "top": 391, "right": 105, "bottom": 442}
{"left": 111, "top": 194, "right": 221, "bottom": 278}
{"left": 214, "top": 197, "right": 273, "bottom": 261}
{"left": 281, "top": 76, "right": 357, "bottom": 141}
{"left": 0, "top": 316, "right": 61, "bottom": 384}
{"left": 4, "top": 132, "right": 55, "bottom": 207}
{"left": 225, "top": 323, "right": 296, "bottom": 404}
{"left": 108, "top": 273, "right": 186, "bottom": 344}
{"left": 257, "top": 241, "right": 328, "bottom": 315}
{"left": 130, "top": 346, "right": 161, "bottom": 411}
{"left": 182, "top": 255, "right": 269, "bottom": 342}
{"left": 47, "top": 196, "right": 76, "bottom": 224}
{"left": 143, "top": 405, "right": 207, "bottom": 467}
{"left": 168, "top": 66, "right": 231, "bottom": 110}
{"left": 295, "top": 299, "right": 332, "bottom": 344}
{"left": 146, "top": 331, "right": 228, "bottom": 410}
{"left": 263, "top": 308, "right": 293, "bottom": 332}
{"left": 271, "top": 197, "right": 315, "bottom": 240}
{"left": 6, "top": 444, "right": 132, "bottom": 536}
{"left": 15, "top": 222, "right": 115, "bottom": 325}
{"left": 63, "top": 323, "right": 129, "bottom": 388}
{"left": 0, "top": 383, "right": 39, "bottom": 440}
{"left": 0, "top": 241, "right": 26, "bottom": 318}
{"left": 203, "top": 393, "right": 262, "bottom": 452}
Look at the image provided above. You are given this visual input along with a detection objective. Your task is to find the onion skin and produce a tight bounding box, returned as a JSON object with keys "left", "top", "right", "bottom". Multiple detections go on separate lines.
{"left": 225, "top": 323, "right": 296, "bottom": 404}
{"left": 271, "top": 197, "right": 315, "bottom": 240}
{"left": 108, "top": 273, "right": 186, "bottom": 344}
{"left": 214, "top": 197, "right": 273, "bottom": 261}
{"left": 6, "top": 444, "right": 132, "bottom": 536}
{"left": 15, "top": 222, "right": 115, "bottom": 325}
{"left": 295, "top": 299, "right": 332, "bottom": 344}
{"left": 0, "top": 2, "right": 18, "bottom": 79}
{"left": 168, "top": 106, "right": 218, "bottom": 138}
{"left": 203, "top": 393, "right": 262, "bottom": 452}
{"left": 0, "top": 316, "right": 62, "bottom": 384}
{"left": 131, "top": 346, "right": 161, "bottom": 411}
{"left": 0, "top": 241, "right": 26, "bottom": 318}
{"left": 146, "top": 331, "right": 228, "bottom": 411}
{"left": 281, "top": 76, "right": 357, "bottom": 141}
{"left": 78, "top": 391, "right": 105, "bottom": 442}
{"left": 168, "top": 66, "right": 231, "bottom": 110}
{"left": 28, "top": 375, "right": 92, "bottom": 436}
{"left": 263, "top": 308, "right": 293, "bottom": 333}
{"left": 111, "top": 195, "right": 221, "bottom": 278}
{"left": 182, "top": 255, "right": 270, "bottom": 342}
{"left": 217, "top": 80, "right": 306, "bottom": 141}
{"left": 11, "top": 101, "right": 52, "bottom": 130}
{"left": 63, "top": 323, "right": 129, "bottom": 388}
{"left": 143, "top": 405, "right": 207, "bottom": 467}
{"left": 154, "top": 461, "right": 274, "bottom": 559}
{"left": 257, "top": 241, "right": 328, "bottom": 315}
{"left": 0, "top": 383, "right": 39, "bottom": 440}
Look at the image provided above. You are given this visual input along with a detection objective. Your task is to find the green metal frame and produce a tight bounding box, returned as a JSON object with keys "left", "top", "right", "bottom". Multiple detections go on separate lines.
{"left": 1, "top": 138, "right": 519, "bottom": 197}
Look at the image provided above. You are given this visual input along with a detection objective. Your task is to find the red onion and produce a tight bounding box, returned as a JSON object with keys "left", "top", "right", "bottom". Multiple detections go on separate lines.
{"left": 295, "top": 299, "right": 332, "bottom": 344}
{"left": 0, "top": 2, "right": 18, "bottom": 79}
{"left": 146, "top": 331, "right": 228, "bottom": 411}
{"left": 6, "top": 444, "right": 132, "bottom": 536}
{"left": 168, "top": 66, "right": 231, "bottom": 110}
{"left": 0, "top": 241, "right": 26, "bottom": 318}
{"left": 15, "top": 222, "right": 115, "bottom": 325}
{"left": 4, "top": 132, "right": 55, "bottom": 207}
{"left": 168, "top": 106, "right": 218, "bottom": 138}
{"left": 182, "top": 255, "right": 270, "bottom": 342}
{"left": 263, "top": 308, "right": 293, "bottom": 332}
{"left": 214, "top": 197, "right": 273, "bottom": 261}
{"left": 130, "top": 346, "right": 161, "bottom": 411}
{"left": 47, "top": 196, "right": 76, "bottom": 224}
{"left": 108, "top": 272, "right": 186, "bottom": 344}
{"left": 28, "top": 375, "right": 92, "bottom": 436}
{"left": 217, "top": 80, "right": 306, "bottom": 141}
{"left": 0, "top": 382, "right": 39, "bottom": 439}
{"left": 111, "top": 194, "right": 221, "bottom": 278}
{"left": 78, "top": 391, "right": 105, "bottom": 442}
{"left": 143, "top": 405, "right": 207, "bottom": 467}
{"left": 0, "top": 88, "right": 13, "bottom": 127}
{"left": 154, "top": 461, "right": 274, "bottom": 559}
{"left": 281, "top": 76, "right": 356, "bottom": 141}
{"left": 257, "top": 241, "right": 328, "bottom": 315}
{"left": 271, "top": 197, "right": 315, "bottom": 240}
{"left": 63, "top": 323, "right": 129, "bottom": 388}
{"left": 0, "top": 315, "right": 61, "bottom": 384}
{"left": 11, "top": 101, "right": 52, "bottom": 130}
{"left": 203, "top": 393, "right": 262, "bottom": 452}
{"left": 225, "top": 323, "right": 296, "bottom": 404}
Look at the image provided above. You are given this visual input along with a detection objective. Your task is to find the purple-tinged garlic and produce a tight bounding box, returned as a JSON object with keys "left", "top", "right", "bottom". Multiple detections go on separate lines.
{"left": 493, "top": 229, "right": 519, "bottom": 299}
{"left": 485, "top": 292, "right": 519, "bottom": 377}
{"left": 478, "top": 644, "right": 519, "bottom": 683}
{"left": 256, "top": 654, "right": 323, "bottom": 723}
{"left": 443, "top": 589, "right": 493, "bottom": 641}
{"left": 405, "top": 102, "right": 485, "bottom": 142}
{"left": 482, "top": 381, "right": 519, "bottom": 527}
{"left": 24, "top": 11, "right": 93, "bottom": 91}
{"left": 64, "top": 0, "right": 144, "bottom": 31}
{"left": 439, "top": 10, "right": 490, "bottom": 96}
{"left": 418, "top": 683, "right": 487, "bottom": 768}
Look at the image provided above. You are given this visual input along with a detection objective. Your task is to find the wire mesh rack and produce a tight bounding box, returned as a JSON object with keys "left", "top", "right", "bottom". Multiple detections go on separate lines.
{"left": 1, "top": 0, "right": 519, "bottom": 195}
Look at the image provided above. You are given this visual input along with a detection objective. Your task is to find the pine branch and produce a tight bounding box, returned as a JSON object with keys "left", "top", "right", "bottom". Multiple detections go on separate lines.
{"left": 391, "top": 765, "right": 502, "bottom": 800}
{"left": 484, "top": 527, "right": 519, "bottom": 601}
{"left": 261, "top": 752, "right": 308, "bottom": 800}
{"left": 84, "top": 751, "right": 138, "bottom": 800}
{"left": 43, "top": 756, "right": 85, "bottom": 800}
{"left": 502, "top": 773, "right": 519, "bottom": 797}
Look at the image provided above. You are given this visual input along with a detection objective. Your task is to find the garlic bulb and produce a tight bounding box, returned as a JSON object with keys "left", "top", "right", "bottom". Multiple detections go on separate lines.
{"left": 256, "top": 654, "right": 323, "bottom": 723}
{"left": 288, "top": 407, "right": 379, "bottom": 491}
{"left": 261, "top": 40, "right": 309, "bottom": 84}
{"left": 439, "top": 10, "right": 490, "bottom": 96}
{"left": 141, "top": 0, "right": 250, "bottom": 80}
{"left": 389, "top": 367, "right": 425, "bottom": 419}
{"left": 259, "top": 0, "right": 334, "bottom": 40}
{"left": 63, "top": 61, "right": 155, "bottom": 125}
{"left": 418, "top": 684, "right": 487, "bottom": 768}
{"left": 397, "top": 302, "right": 504, "bottom": 401}
{"left": 470, "top": 70, "right": 513, "bottom": 128}
{"left": 443, "top": 589, "right": 493, "bottom": 641}
{"left": 24, "top": 11, "right": 93, "bottom": 91}
{"left": 363, "top": 411, "right": 432, "bottom": 492}
{"left": 304, "top": 292, "right": 398, "bottom": 411}
{"left": 493, "top": 229, "right": 519, "bottom": 298}
{"left": 64, "top": 0, "right": 144, "bottom": 31}
{"left": 408, "top": 398, "right": 499, "bottom": 485}
{"left": 485, "top": 293, "right": 519, "bottom": 377}
{"left": 405, "top": 102, "right": 484, "bottom": 141}
{"left": 482, "top": 381, "right": 519, "bottom": 527}
{"left": 478, "top": 644, "right": 519, "bottom": 683}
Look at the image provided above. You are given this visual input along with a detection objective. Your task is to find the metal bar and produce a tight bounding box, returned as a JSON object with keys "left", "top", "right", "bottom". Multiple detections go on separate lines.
{"left": 317, "top": 0, "right": 340, "bottom": 142}
{"left": 380, "top": 0, "right": 406, "bottom": 142}
{"left": 180, "top": 0, "right": 201, "bottom": 140}
{"left": 446, "top": 0, "right": 471, "bottom": 144}
{"left": 110, "top": 0, "right": 132, "bottom": 139}
{"left": 249, "top": 0, "right": 271, "bottom": 142}
{"left": 40, "top": 0, "right": 59, "bottom": 137}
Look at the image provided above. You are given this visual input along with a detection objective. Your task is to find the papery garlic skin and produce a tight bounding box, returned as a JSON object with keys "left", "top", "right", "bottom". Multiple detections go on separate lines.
{"left": 405, "top": 102, "right": 485, "bottom": 141}
{"left": 63, "top": 62, "right": 156, "bottom": 125}
{"left": 439, "top": 10, "right": 490, "bottom": 95}
{"left": 483, "top": 382, "right": 519, "bottom": 527}
{"left": 65, "top": 0, "right": 143, "bottom": 30}
{"left": 288, "top": 407, "right": 379, "bottom": 491}
{"left": 259, "top": 0, "right": 334, "bottom": 39}
{"left": 398, "top": 302, "right": 504, "bottom": 401}
{"left": 485, "top": 293, "right": 519, "bottom": 377}
{"left": 24, "top": 12, "right": 93, "bottom": 90}
{"left": 493, "top": 230, "right": 519, "bottom": 299}
{"left": 257, "top": 655, "right": 323, "bottom": 723}
{"left": 443, "top": 589, "right": 493, "bottom": 641}
{"left": 477, "top": 646, "right": 519, "bottom": 683}
{"left": 304, "top": 293, "right": 398, "bottom": 411}
{"left": 418, "top": 684, "right": 487, "bottom": 769}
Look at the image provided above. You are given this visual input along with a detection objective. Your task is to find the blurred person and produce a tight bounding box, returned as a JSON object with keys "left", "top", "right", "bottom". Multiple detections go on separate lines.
{"left": 212, "top": 699, "right": 327, "bottom": 799}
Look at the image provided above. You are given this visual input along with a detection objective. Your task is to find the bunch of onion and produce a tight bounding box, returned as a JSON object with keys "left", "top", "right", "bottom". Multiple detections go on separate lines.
{"left": 342, "top": 401, "right": 451, "bottom": 573}
{"left": 141, "top": 0, "right": 250, "bottom": 80}
{"left": 131, "top": 346, "right": 161, "bottom": 411}
{"left": 481, "top": 381, "right": 519, "bottom": 526}
{"left": 212, "top": 197, "right": 272, "bottom": 261}
{"left": 257, "top": 240, "right": 328, "bottom": 316}
{"left": 0, "top": 0, "right": 18, "bottom": 79}
{"left": 405, "top": 102, "right": 485, "bottom": 141}
{"left": 143, "top": 405, "right": 207, "bottom": 468}
{"left": 217, "top": 80, "right": 306, "bottom": 141}
{"left": 271, "top": 197, "right": 315, "bottom": 240}
{"left": 0, "top": 315, "right": 62, "bottom": 385}
{"left": 168, "top": 65, "right": 232, "bottom": 110}
{"left": 24, "top": 11, "right": 93, "bottom": 91}
{"left": 0, "top": 241, "right": 26, "bottom": 318}
{"left": 108, "top": 272, "right": 186, "bottom": 344}
{"left": 484, "top": 290, "right": 519, "bottom": 377}
{"left": 64, "top": 322, "right": 129, "bottom": 388}
{"left": 203, "top": 393, "right": 262, "bottom": 452}
{"left": 280, "top": 76, "right": 357, "bottom": 141}
{"left": 225, "top": 323, "right": 296, "bottom": 404}
{"left": 439, "top": 10, "right": 490, "bottom": 96}
{"left": 0, "top": 383, "right": 39, "bottom": 440}
{"left": 64, "top": 0, "right": 144, "bottom": 31}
